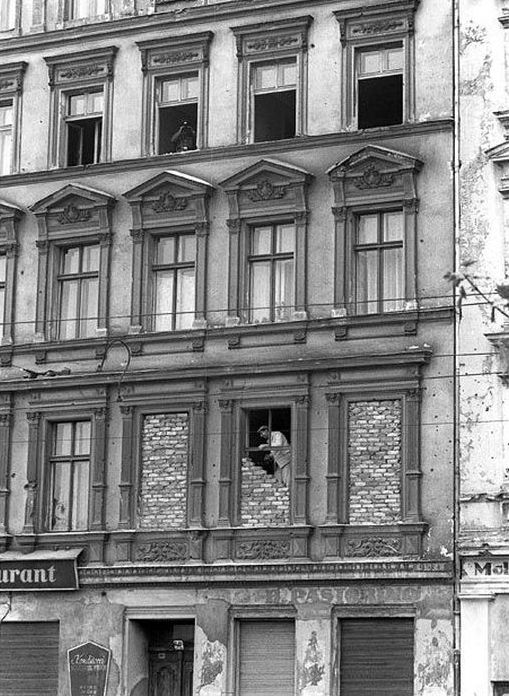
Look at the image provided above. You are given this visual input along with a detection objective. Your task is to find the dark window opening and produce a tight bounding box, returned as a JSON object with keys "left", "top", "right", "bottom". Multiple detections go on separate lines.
{"left": 493, "top": 684, "right": 509, "bottom": 696}
{"left": 357, "top": 74, "right": 403, "bottom": 129}
{"left": 246, "top": 407, "right": 291, "bottom": 474}
{"left": 158, "top": 104, "right": 198, "bottom": 154}
{"left": 67, "top": 117, "right": 102, "bottom": 166}
{"left": 134, "top": 620, "right": 194, "bottom": 696}
{"left": 254, "top": 91, "right": 296, "bottom": 142}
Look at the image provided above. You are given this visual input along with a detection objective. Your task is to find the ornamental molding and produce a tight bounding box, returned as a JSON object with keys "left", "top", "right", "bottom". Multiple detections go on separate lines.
{"left": 44, "top": 46, "right": 118, "bottom": 87}
{"left": 345, "top": 536, "right": 402, "bottom": 557}
{"left": 247, "top": 180, "right": 288, "bottom": 202}
{"left": 236, "top": 540, "right": 291, "bottom": 560}
{"left": 350, "top": 19, "right": 406, "bottom": 37}
{"left": 152, "top": 191, "right": 189, "bottom": 213}
{"left": 0, "top": 62, "right": 27, "bottom": 96}
{"left": 57, "top": 204, "right": 92, "bottom": 225}
{"left": 59, "top": 64, "right": 105, "bottom": 81}
{"left": 353, "top": 165, "right": 394, "bottom": 190}
{"left": 153, "top": 50, "right": 200, "bottom": 66}
{"left": 232, "top": 16, "right": 313, "bottom": 58}
{"left": 245, "top": 35, "right": 300, "bottom": 53}
{"left": 135, "top": 541, "right": 188, "bottom": 562}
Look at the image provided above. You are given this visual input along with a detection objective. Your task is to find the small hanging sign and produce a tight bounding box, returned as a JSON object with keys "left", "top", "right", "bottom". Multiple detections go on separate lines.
{"left": 68, "top": 641, "right": 111, "bottom": 696}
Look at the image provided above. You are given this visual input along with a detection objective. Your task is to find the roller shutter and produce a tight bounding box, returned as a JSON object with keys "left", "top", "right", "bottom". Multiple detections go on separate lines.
{"left": 0, "top": 622, "right": 59, "bottom": 695}
{"left": 340, "top": 618, "right": 414, "bottom": 696}
{"left": 238, "top": 620, "right": 295, "bottom": 696}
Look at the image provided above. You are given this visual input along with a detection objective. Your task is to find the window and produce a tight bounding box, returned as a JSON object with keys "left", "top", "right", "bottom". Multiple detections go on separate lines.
{"left": 356, "top": 45, "right": 403, "bottom": 129}
{"left": 493, "top": 684, "right": 509, "bottom": 696}
{"left": 157, "top": 74, "right": 199, "bottom": 154}
{"left": 245, "top": 407, "right": 291, "bottom": 476}
{"left": 251, "top": 60, "right": 296, "bottom": 142}
{"left": 232, "top": 16, "right": 312, "bottom": 144}
{"left": 354, "top": 211, "right": 404, "bottom": 314}
{"left": 47, "top": 420, "right": 91, "bottom": 532}
{"left": 152, "top": 234, "right": 195, "bottom": 331}
{"left": 338, "top": 618, "right": 414, "bottom": 696}
{"left": 0, "top": 62, "right": 26, "bottom": 175}
{"left": 64, "top": 90, "right": 103, "bottom": 166}
{"left": 238, "top": 620, "right": 295, "bottom": 696}
{"left": 58, "top": 244, "right": 99, "bottom": 339}
{"left": 0, "top": 102, "right": 13, "bottom": 174}
{"left": 137, "top": 33, "right": 212, "bottom": 157}
{"left": 0, "top": 1, "right": 15, "bottom": 31}
{"left": 247, "top": 223, "right": 294, "bottom": 323}
{"left": 67, "top": 0, "right": 106, "bottom": 19}
{"left": 0, "top": 254, "right": 5, "bottom": 329}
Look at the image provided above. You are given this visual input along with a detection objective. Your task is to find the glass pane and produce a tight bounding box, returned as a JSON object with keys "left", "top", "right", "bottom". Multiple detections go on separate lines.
{"left": 54, "top": 422, "right": 73, "bottom": 456}
{"left": 0, "top": 104, "right": 13, "bottom": 127}
{"left": 68, "top": 93, "right": 86, "bottom": 116}
{"left": 59, "top": 279, "right": 78, "bottom": 339}
{"left": 154, "top": 270, "right": 174, "bottom": 331}
{"left": 0, "top": 129, "right": 12, "bottom": 175}
{"left": 357, "top": 215, "right": 379, "bottom": 245}
{"left": 95, "top": 0, "right": 106, "bottom": 14}
{"left": 0, "top": 288, "right": 4, "bottom": 327}
{"left": 156, "top": 236, "right": 176, "bottom": 265}
{"left": 249, "top": 261, "right": 271, "bottom": 323}
{"left": 82, "top": 244, "right": 100, "bottom": 272}
{"left": 0, "top": 254, "right": 6, "bottom": 283}
{"left": 79, "top": 277, "right": 98, "bottom": 338}
{"left": 161, "top": 79, "right": 180, "bottom": 103}
{"left": 280, "top": 60, "right": 297, "bottom": 87}
{"left": 383, "top": 247, "right": 404, "bottom": 311}
{"left": 254, "top": 64, "right": 277, "bottom": 90}
{"left": 251, "top": 227, "right": 272, "bottom": 255}
{"left": 178, "top": 235, "right": 196, "bottom": 263}
{"left": 182, "top": 74, "right": 199, "bottom": 100}
{"left": 356, "top": 249, "right": 378, "bottom": 314}
{"left": 62, "top": 246, "right": 80, "bottom": 274}
{"left": 175, "top": 268, "right": 195, "bottom": 330}
{"left": 0, "top": 0, "right": 15, "bottom": 30}
{"left": 74, "top": 421, "right": 91, "bottom": 455}
{"left": 72, "top": 460, "right": 90, "bottom": 531}
{"left": 274, "top": 258, "right": 294, "bottom": 321}
{"left": 51, "top": 462, "right": 71, "bottom": 531}
{"left": 359, "top": 50, "right": 382, "bottom": 75}
{"left": 384, "top": 211, "right": 404, "bottom": 241}
{"left": 276, "top": 224, "right": 295, "bottom": 253}
{"left": 73, "top": 0, "right": 88, "bottom": 18}
{"left": 89, "top": 91, "right": 104, "bottom": 114}
{"left": 386, "top": 46, "right": 404, "bottom": 71}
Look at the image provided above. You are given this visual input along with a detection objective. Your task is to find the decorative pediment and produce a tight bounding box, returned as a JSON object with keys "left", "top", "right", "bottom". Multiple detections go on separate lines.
{"left": 328, "top": 146, "right": 423, "bottom": 208}
{"left": 220, "top": 158, "right": 312, "bottom": 218}
{"left": 30, "top": 184, "right": 115, "bottom": 215}
{"left": 123, "top": 170, "right": 214, "bottom": 230}
{"left": 232, "top": 16, "right": 313, "bottom": 59}
{"left": 44, "top": 46, "right": 118, "bottom": 87}
{"left": 0, "top": 199, "right": 22, "bottom": 250}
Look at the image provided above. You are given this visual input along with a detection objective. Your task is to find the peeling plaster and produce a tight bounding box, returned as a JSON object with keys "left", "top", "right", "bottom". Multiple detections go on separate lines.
{"left": 194, "top": 626, "right": 226, "bottom": 696}
{"left": 416, "top": 622, "right": 454, "bottom": 696}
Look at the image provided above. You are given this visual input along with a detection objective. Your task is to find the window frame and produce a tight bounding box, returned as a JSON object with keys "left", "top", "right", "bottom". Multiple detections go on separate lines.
{"left": 63, "top": 88, "right": 104, "bottom": 167}
{"left": 0, "top": 202, "right": 21, "bottom": 348}
{"left": 355, "top": 42, "right": 405, "bottom": 130}
{"left": 0, "top": 0, "right": 19, "bottom": 34}
{"left": 0, "top": 62, "right": 26, "bottom": 175}
{"left": 137, "top": 33, "right": 213, "bottom": 157}
{"left": 249, "top": 57, "right": 299, "bottom": 143}
{"left": 44, "top": 47, "right": 117, "bottom": 170}
{"left": 65, "top": 0, "right": 109, "bottom": 21}
{"left": 334, "top": 2, "right": 418, "bottom": 130}
{"left": 56, "top": 241, "right": 101, "bottom": 340}
{"left": 232, "top": 16, "right": 312, "bottom": 145}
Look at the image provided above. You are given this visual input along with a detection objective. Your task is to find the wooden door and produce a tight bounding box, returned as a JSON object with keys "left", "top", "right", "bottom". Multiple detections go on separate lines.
{"left": 150, "top": 649, "right": 194, "bottom": 696}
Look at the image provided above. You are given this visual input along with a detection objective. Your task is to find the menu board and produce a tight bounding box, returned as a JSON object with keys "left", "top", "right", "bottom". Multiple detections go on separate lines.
{"left": 68, "top": 641, "right": 111, "bottom": 696}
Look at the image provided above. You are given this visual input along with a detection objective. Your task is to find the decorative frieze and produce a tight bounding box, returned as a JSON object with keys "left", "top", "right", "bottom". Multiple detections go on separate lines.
{"left": 344, "top": 536, "right": 403, "bottom": 557}
{"left": 236, "top": 539, "right": 291, "bottom": 560}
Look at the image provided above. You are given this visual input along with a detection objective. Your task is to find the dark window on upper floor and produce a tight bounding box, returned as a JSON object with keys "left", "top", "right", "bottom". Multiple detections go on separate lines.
{"left": 65, "top": 90, "right": 103, "bottom": 166}
{"left": 66, "top": 0, "right": 107, "bottom": 19}
{"left": 252, "top": 60, "right": 297, "bottom": 143}
{"left": 157, "top": 73, "right": 198, "bottom": 154}
{"left": 356, "top": 45, "right": 403, "bottom": 129}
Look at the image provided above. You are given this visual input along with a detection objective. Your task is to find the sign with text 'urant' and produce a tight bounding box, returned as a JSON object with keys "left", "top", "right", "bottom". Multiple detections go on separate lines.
{"left": 0, "top": 553, "right": 79, "bottom": 590}
{"left": 68, "top": 642, "right": 111, "bottom": 696}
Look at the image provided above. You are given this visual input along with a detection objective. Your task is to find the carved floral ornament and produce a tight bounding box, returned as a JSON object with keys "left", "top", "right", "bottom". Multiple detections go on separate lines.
{"left": 345, "top": 536, "right": 402, "bottom": 557}
{"left": 236, "top": 539, "right": 291, "bottom": 560}
{"left": 152, "top": 190, "right": 189, "bottom": 213}
{"left": 247, "top": 179, "right": 288, "bottom": 202}
{"left": 57, "top": 204, "right": 92, "bottom": 225}
{"left": 353, "top": 165, "right": 394, "bottom": 190}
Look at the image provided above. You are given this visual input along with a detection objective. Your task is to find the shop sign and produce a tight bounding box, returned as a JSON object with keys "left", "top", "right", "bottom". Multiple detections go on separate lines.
{"left": 462, "top": 557, "right": 509, "bottom": 579}
{"left": 0, "top": 556, "right": 79, "bottom": 590}
{"left": 68, "top": 641, "right": 111, "bottom": 696}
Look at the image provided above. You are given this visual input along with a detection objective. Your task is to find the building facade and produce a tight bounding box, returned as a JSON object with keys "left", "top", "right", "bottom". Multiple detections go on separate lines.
{"left": 0, "top": 1, "right": 456, "bottom": 695}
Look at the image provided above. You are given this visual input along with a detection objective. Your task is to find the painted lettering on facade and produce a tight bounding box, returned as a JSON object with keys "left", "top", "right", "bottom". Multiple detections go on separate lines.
{"left": 462, "top": 558, "right": 509, "bottom": 578}
{"left": 0, "top": 558, "right": 78, "bottom": 590}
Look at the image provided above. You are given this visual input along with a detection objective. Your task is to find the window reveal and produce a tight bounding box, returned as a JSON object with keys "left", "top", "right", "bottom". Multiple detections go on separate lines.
{"left": 157, "top": 73, "right": 198, "bottom": 154}
{"left": 65, "top": 90, "right": 104, "bottom": 166}
{"left": 48, "top": 420, "right": 91, "bottom": 532}
{"left": 58, "top": 244, "right": 100, "bottom": 339}
{"left": 246, "top": 407, "right": 291, "bottom": 482}
{"left": 67, "top": 0, "right": 106, "bottom": 19}
{"left": 248, "top": 223, "right": 295, "bottom": 323}
{"left": 152, "top": 234, "right": 196, "bottom": 331}
{"left": 354, "top": 211, "right": 404, "bottom": 314}
{"left": 356, "top": 45, "right": 403, "bottom": 129}
{"left": 0, "top": 102, "right": 13, "bottom": 175}
{"left": 252, "top": 60, "right": 297, "bottom": 142}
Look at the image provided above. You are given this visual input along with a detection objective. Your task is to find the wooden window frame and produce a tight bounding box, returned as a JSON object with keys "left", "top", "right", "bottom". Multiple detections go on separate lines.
{"left": 0, "top": 62, "right": 26, "bottom": 174}
{"left": 334, "top": 1, "right": 418, "bottom": 130}
{"left": 0, "top": 201, "right": 21, "bottom": 346}
{"left": 0, "top": 0, "right": 21, "bottom": 35}
{"left": 55, "top": 242, "right": 100, "bottom": 340}
{"left": 64, "top": 0, "right": 110, "bottom": 21}
{"left": 137, "top": 33, "right": 213, "bottom": 157}
{"left": 232, "top": 16, "right": 312, "bottom": 145}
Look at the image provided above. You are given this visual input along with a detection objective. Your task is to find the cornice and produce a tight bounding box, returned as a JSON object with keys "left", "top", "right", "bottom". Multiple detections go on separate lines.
{"left": 0, "top": 119, "right": 453, "bottom": 191}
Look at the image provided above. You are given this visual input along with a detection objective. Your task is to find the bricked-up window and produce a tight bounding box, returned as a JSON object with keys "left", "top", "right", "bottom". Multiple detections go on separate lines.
{"left": 0, "top": 102, "right": 13, "bottom": 174}
{"left": 67, "top": 0, "right": 106, "bottom": 19}
{"left": 48, "top": 420, "right": 91, "bottom": 532}
{"left": 58, "top": 243, "right": 99, "bottom": 339}
{"left": 157, "top": 74, "right": 198, "bottom": 154}
{"left": 65, "top": 90, "right": 103, "bottom": 166}
{"left": 248, "top": 223, "right": 295, "bottom": 323}
{"left": 354, "top": 211, "right": 404, "bottom": 314}
{"left": 356, "top": 45, "right": 403, "bottom": 129}
{"left": 152, "top": 234, "right": 195, "bottom": 331}
{"left": 0, "top": 1, "right": 15, "bottom": 31}
{"left": 252, "top": 60, "right": 297, "bottom": 142}
{"left": 0, "top": 254, "right": 5, "bottom": 329}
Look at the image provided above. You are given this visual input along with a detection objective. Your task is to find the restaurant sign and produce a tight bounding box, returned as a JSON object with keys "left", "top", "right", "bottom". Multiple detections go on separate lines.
{"left": 68, "top": 641, "right": 111, "bottom": 696}
{"left": 0, "top": 549, "right": 80, "bottom": 590}
{"left": 462, "top": 556, "right": 509, "bottom": 579}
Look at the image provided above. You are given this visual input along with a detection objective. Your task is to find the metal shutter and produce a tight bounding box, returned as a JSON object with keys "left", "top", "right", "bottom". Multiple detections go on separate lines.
{"left": 0, "top": 622, "right": 59, "bottom": 695}
{"left": 239, "top": 620, "right": 295, "bottom": 696}
{"left": 340, "top": 618, "right": 414, "bottom": 696}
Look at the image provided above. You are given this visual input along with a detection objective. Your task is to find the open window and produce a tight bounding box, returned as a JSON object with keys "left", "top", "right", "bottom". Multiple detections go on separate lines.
{"left": 356, "top": 45, "right": 403, "bottom": 129}
{"left": 0, "top": 102, "right": 13, "bottom": 174}
{"left": 245, "top": 407, "right": 291, "bottom": 475}
{"left": 157, "top": 74, "right": 198, "bottom": 154}
{"left": 65, "top": 90, "right": 103, "bottom": 166}
{"left": 252, "top": 60, "right": 297, "bottom": 142}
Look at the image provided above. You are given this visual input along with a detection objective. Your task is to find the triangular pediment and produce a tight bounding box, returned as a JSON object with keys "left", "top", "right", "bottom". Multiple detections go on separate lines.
{"left": 327, "top": 146, "right": 423, "bottom": 179}
{"left": 220, "top": 158, "right": 312, "bottom": 191}
{"left": 0, "top": 198, "right": 23, "bottom": 220}
{"left": 123, "top": 170, "right": 214, "bottom": 202}
{"left": 487, "top": 140, "right": 509, "bottom": 163}
{"left": 30, "top": 184, "right": 115, "bottom": 214}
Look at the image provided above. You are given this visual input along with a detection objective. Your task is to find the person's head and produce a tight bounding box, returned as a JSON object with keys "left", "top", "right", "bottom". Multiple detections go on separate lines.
{"left": 257, "top": 425, "right": 269, "bottom": 441}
